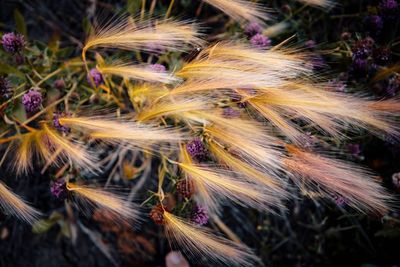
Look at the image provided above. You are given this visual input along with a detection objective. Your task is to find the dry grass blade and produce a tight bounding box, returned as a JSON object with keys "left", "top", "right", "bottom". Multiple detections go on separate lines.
{"left": 164, "top": 211, "right": 259, "bottom": 267}
{"left": 0, "top": 182, "right": 41, "bottom": 224}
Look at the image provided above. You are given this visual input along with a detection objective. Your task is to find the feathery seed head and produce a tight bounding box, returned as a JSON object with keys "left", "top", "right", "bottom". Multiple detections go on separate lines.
{"left": 2, "top": 32, "right": 25, "bottom": 54}
{"left": 22, "top": 89, "right": 42, "bottom": 113}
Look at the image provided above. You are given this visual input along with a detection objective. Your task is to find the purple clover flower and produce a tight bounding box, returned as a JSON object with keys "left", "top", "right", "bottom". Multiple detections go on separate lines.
{"left": 22, "top": 89, "right": 42, "bottom": 113}
{"left": 87, "top": 68, "right": 104, "bottom": 87}
{"left": 1, "top": 32, "right": 25, "bottom": 54}
{"left": 192, "top": 205, "right": 209, "bottom": 225}
{"left": 147, "top": 64, "right": 167, "bottom": 73}
{"left": 186, "top": 138, "right": 208, "bottom": 161}
{"left": 50, "top": 179, "right": 67, "bottom": 199}
{"left": 244, "top": 22, "right": 262, "bottom": 37}
{"left": 250, "top": 34, "right": 271, "bottom": 48}
{"left": 53, "top": 112, "right": 70, "bottom": 132}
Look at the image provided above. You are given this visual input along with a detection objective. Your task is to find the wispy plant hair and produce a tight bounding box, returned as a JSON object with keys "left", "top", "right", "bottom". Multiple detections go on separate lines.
{"left": 0, "top": 182, "right": 41, "bottom": 224}
{"left": 284, "top": 145, "right": 391, "bottom": 215}
{"left": 164, "top": 211, "right": 259, "bottom": 267}
{"left": 97, "top": 63, "right": 179, "bottom": 84}
{"left": 201, "top": 0, "right": 269, "bottom": 23}
{"left": 82, "top": 17, "right": 203, "bottom": 61}
{"left": 66, "top": 182, "right": 140, "bottom": 222}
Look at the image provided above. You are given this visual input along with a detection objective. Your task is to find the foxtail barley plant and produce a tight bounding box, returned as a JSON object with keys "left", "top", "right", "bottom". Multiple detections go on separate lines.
{"left": 0, "top": 0, "right": 399, "bottom": 266}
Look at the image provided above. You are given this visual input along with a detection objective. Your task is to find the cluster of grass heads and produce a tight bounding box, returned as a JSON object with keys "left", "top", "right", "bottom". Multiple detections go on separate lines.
{"left": 0, "top": 0, "right": 399, "bottom": 266}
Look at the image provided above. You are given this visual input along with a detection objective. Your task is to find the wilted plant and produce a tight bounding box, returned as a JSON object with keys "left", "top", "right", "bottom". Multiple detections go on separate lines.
{"left": 0, "top": 0, "right": 399, "bottom": 266}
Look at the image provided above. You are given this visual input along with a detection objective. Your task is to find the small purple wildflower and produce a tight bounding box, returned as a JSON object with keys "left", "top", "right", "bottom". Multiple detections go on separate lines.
{"left": 50, "top": 179, "right": 67, "bottom": 199}
{"left": 244, "top": 22, "right": 262, "bottom": 37}
{"left": 0, "top": 76, "right": 12, "bottom": 100}
{"left": 147, "top": 63, "right": 167, "bottom": 73}
{"left": 53, "top": 112, "right": 70, "bottom": 133}
{"left": 1, "top": 32, "right": 25, "bottom": 54}
{"left": 379, "top": 0, "right": 399, "bottom": 20}
{"left": 250, "top": 34, "right": 271, "bottom": 48}
{"left": 192, "top": 205, "right": 209, "bottom": 225}
{"left": 186, "top": 138, "right": 208, "bottom": 161}
{"left": 22, "top": 89, "right": 42, "bottom": 113}
{"left": 222, "top": 107, "right": 241, "bottom": 118}
{"left": 87, "top": 68, "right": 104, "bottom": 87}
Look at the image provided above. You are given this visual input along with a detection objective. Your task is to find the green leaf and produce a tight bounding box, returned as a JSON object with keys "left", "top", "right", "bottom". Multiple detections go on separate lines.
{"left": 0, "top": 62, "right": 24, "bottom": 78}
{"left": 32, "top": 212, "right": 64, "bottom": 234}
{"left": 32, "top": 219, "right": 56, "bottom": 234}
{"left": 13, "top": 9, "right": 27, "bottom": 37}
